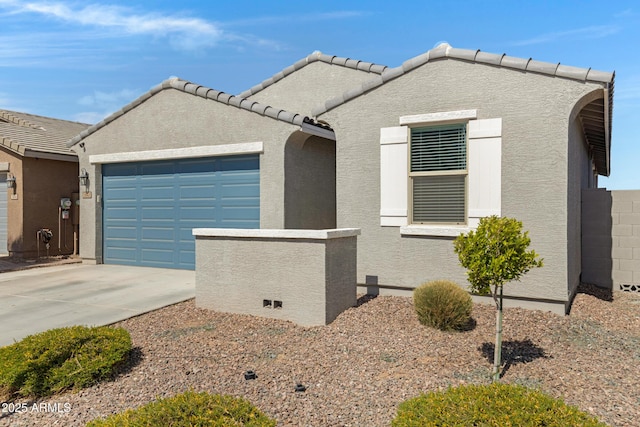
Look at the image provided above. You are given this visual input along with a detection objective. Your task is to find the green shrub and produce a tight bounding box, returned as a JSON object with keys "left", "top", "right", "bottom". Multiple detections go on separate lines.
{"left": 86, "top": 390, "right": 277, "bottom": 426}
{"left": 0, "top": 325, "right": 131, "bottom": 399}
{"left": 413, "top": 280, "right": 472, "bottom": 331}
{"left": 392, "top": 383, "right": 606, "bottom": 426}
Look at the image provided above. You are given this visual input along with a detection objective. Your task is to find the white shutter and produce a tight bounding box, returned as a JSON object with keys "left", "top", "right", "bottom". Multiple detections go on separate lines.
{"left": 380, "top": 126, "right": 408, "bottom": 226}
{"left": 468, "top": 118, "right": 501, "bottom": 221}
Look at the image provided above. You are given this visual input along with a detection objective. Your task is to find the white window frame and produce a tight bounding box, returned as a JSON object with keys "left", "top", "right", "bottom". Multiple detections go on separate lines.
{"left": 380, "top": 110, "right": 502, "bottom": 237}
{"left": 408, "top": 122, "right": 469, "bottom": 226}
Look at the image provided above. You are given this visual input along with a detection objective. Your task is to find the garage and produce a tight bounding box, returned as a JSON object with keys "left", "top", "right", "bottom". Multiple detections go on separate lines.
{"left": 102, "top": 155, "right": 259, "bottom": 269}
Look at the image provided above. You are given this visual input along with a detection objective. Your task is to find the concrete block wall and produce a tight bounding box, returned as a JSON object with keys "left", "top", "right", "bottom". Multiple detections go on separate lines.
{"left": 582, "top": 189, "right": 640, "bottom": 291}
{"left": 611, "top": 190, "right": 640, "bottom": 288}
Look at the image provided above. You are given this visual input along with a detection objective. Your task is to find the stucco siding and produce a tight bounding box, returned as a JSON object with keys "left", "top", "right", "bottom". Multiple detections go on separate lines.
{"left": 194, "top": 230, "right": 358, "bottom": 326}
{"left": 246, "top": 62, "right": 381, "bottom": 115}
{"left": 74, "top": 89, "right": 299, "bottom": 262}
{"left": 22, "top": 157, "right": 78, "bottom": 258}
{"left": 319, "top": 59, "right": 603, "bottom": 305}
{"left": 0, "top": 149, "right": 78, "bottom": 258}
{"left": 284, "top": 134, "right": 336, "bottom": 229}
{"left": 567, "top": 115, "right": 594, "bottom": 301}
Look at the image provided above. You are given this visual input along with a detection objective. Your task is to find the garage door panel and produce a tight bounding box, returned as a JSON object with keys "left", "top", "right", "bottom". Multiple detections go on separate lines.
{"left": 140, "top": 162, "right": 175, "bottom": 175}
{"left": 104, "top": 246, "right": 138, "bottom": 264}
{"left": 103, "top": 155, "right": 259, "bottom": 270}
{"left": 104, "top": 206, "right": 138, "bottom": 220}
{"left": 105, "top": 163, "right": 138, "bottom": 175}
{"left": 141, "top": 206, "right": 175, "bottom": 220}
{"left": 179, "top": 185, "right": 217, "bottom": 199}
{"left": 105, "top": 225, "right": 137, "bottom": 239}
{"left": 141, "top": 248, "right": 175, "bottom": 264}
{"left": 105, "top": 186, "right": 137, "bottom": 199}
{"left": 179, "top": 207, "right": 217, "bottom": 220}
{"left": 141, "top": 187, "right": 174, "bottom": 200}
{"left": 141, "top": 226, "right": 175, "bottom": 241}
{"left": 218, "top": 156, "right": 259, "bottom": 171}
{"left": 176, "top": 159, "right": 216, "bottom": 173}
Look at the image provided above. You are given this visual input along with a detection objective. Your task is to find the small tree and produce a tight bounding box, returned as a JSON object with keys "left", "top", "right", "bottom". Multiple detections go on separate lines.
{"left": 453, "top": 216, "right": 543, "bottom": 381}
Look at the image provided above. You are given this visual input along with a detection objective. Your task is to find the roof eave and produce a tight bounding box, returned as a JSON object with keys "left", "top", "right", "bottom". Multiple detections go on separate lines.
{"left": 314, "top": 43, "right": 616, "bottom": 118}
{"left": 24, "top": 149, "right": 78, "bottom": 162}
{"left": 66, "top": 78, "right": 313, "bottom": 148}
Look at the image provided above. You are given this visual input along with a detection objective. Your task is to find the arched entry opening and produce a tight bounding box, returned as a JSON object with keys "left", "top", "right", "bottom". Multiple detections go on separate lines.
{"left": 284, "top": 131, "right": 336, "bottom": 229}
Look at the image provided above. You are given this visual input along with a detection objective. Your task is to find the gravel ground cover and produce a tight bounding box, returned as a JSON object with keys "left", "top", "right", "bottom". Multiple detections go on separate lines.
{"left": 1, "top": 284, "right": 639, "bottom": 427}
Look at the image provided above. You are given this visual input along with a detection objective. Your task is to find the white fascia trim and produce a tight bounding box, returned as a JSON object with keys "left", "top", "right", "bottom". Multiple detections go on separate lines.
{"left": 89, "top": 142, "right": 263, "bottom": 164}
{"left": 193, "top": 228, "right": 361, "bottom": 240}
{"left": 300, "top": 122, "right": 336, "bottom": 141}
{"left": 400, "top": 110, "right": 477, "bottom": 126}
{"left": 400, "top": 225, "right": 471, "bottom": 237}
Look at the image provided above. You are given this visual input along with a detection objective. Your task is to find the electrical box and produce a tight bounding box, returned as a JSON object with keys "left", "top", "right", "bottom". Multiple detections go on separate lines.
{"left": 60, "top": 198, "right": 72, "bottom": 210}
{"left": 61, "top": 210, "right": 70, "bottom": 220}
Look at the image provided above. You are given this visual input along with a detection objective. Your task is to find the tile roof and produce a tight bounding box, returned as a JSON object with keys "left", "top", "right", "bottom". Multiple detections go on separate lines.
{"left": 68, "top": 78, "right": 328, "bottom": 148}
{"left": 0, "top": 110, "right": 88, "bottom": 160}
{"left": 311, "top": 43, "right": 614, "bottom": 117}
{"left": 311, "top": 43, "right": 614, "bottom": 176}
{"left": 238, "top": 51, "right": 388, "bottom": 99}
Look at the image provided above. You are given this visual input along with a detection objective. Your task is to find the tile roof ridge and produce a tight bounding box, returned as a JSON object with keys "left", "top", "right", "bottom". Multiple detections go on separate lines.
{"left": 238, "top": 51, "right": 388, "bottom": 98}
{"left": 312, "top": 43, "right": 615, "bottom": 117}
{"left": 0, "top": 109, "right": 89, "bottom": 127}
{"left": 67, "top": 77, "right": 313, "bottom": 148}
{"left": 0, "top": 110, "right": 45, "bottom": 130}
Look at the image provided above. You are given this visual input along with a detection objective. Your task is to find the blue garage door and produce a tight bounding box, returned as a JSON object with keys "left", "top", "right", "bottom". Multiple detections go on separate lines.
{"left": 102, "top": 155, "right": 259, "bottom": 270}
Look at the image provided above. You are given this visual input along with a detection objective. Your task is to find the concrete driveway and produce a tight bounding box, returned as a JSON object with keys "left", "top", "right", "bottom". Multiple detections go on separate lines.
{"left": 0, "top": 263, "right": 195, "bottom": 347}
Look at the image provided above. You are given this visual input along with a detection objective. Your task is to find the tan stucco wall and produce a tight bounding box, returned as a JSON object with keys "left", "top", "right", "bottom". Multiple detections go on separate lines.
{"left": 246, "top": 61, "right": 381, "bottom": 115}
{"left": 21, "top": 157, "right": 79, "bottom": 258}
{"left": 0, "top": 148, "right": 78, "bottom": 257}
{"left": 74, "top": 88, "right": 302, "bottom": 262}
{"left": 319, "top": 58, "right": 605, "bottom": 307}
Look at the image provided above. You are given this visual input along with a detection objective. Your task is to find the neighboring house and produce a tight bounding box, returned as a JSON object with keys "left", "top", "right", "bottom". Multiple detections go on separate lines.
{"left": 66, "top": 43, "right": 613, "bottom": 314}
{"left": 0, "top": 110, "right": 89, "bottom": 258}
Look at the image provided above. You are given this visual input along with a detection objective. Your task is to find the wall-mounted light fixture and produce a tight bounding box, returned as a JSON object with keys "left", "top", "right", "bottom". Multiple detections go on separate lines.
{"left": 6, "top": 174, "right": 16, "bottom": 190}
{"left": 79, "top": 168, "right": 89, "bottom": 192}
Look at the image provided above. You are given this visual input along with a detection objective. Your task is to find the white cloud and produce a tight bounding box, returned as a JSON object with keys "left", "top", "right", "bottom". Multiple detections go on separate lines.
{"left": 511, "top": 25, "right": 620, "bottom": 46}
{"left": 0, "top": 92, "right": 24, "bottom": 112}
{"left": 73, "top": 111, "right": 111, "bottom": 125}
{"left": 77, "top": 89, "right": 140, "bottom": 107}
{"left": 74, "top": 88, "right": 142, "bottom": 124}
{"left": 0, "top": 0, "right": 269, "bottom": 51}
{"left": 223, "top": 10, "right": 370, "bottom": 27}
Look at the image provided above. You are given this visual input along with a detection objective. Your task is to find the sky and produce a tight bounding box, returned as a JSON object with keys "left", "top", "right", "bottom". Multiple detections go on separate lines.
{"left": 0, "top": 0, "right": 638, "bottom": 189}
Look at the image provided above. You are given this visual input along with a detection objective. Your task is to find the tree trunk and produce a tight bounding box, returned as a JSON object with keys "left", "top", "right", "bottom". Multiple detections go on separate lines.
{"left": 492, "top": 286, "right": 503, "bottom": 381}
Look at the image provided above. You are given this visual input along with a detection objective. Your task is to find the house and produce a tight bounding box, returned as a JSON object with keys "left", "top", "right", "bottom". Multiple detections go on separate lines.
{"left": 0, "top": 110, "right": 89, "bottom": 258}
{"left": 66, "top": 44, "right": 613, "bottom": 315}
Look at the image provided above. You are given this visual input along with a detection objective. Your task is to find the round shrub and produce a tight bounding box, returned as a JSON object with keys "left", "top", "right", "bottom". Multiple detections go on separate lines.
{"left": 0, "top": 325, "right": 131, "bottom": 399}
{"left": 413, "top": 280, "right": 472, "bottom": 331}
{"left": 87, "top": 391, "right": 277, "bottom": 427}
{"left": 392, "top": 383, "right": 606, "bottom": 426}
